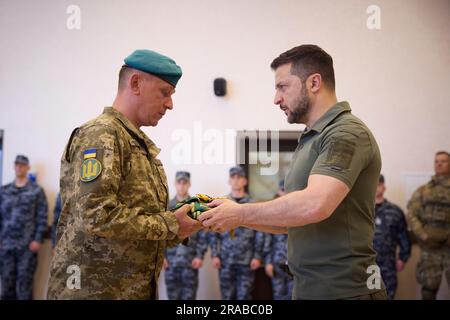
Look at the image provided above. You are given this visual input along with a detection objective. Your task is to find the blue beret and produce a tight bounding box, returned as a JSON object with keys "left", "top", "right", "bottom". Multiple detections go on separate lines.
{"left": 124, "top": 49, "right": 182, "bottom": 87}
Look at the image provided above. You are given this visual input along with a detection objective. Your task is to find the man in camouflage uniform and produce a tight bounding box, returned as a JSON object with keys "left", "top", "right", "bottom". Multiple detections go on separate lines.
{"left": 47, "top": 50, "right": 202, "bottom": 300}
{"left": 209, "top": 166, "right": 265, "bottom": 300}
{"left": 373, "top": 174, "right": 411, "bottom": 300}
{"left": 263, "top": 180, "right": 293, "bottom": 300}
{"left": 0, "top": 155, "right": 48, "bottom": 299}
{"left": 163, "top": 171, "right": 209, "bottom": 300}
{"left": 407, "top": 151, "right": 450, "bottom": 300}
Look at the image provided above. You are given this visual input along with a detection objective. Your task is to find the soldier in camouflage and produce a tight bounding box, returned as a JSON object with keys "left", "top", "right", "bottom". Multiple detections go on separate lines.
{"left": 163, "top": 171, "right": 209, "bottom": 300}
{"left": 209, "top": 166, "right": 265, "bottom": 300}
{"left": 263, "top": 180, "right": 293, "bottom": 300}
{"left": 0, "top": 154, "right": 48, "bottom": 299}
{"left": 47, "top": 49, "right": 202, "bottom": 300}
{"left": 373, "top": 174, "right": 411, "bottom": 300}
{"left": 407, "top": 151, "right": 450, "bottom": 300}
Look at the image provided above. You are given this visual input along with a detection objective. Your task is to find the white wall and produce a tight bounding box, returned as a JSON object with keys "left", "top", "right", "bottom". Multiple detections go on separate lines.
{"left": 0, "top": 0, "right": 449, "bottom": 299}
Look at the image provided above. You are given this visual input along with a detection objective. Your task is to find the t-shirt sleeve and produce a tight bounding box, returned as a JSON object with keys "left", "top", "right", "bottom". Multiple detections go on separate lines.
{"left": 310, "top": 127, "right": 374, "bottom": 189}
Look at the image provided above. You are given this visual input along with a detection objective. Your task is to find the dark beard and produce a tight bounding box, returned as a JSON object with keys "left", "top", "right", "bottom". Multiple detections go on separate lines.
{"left": 288, "top": 85, "right": 310, "bottom": 124}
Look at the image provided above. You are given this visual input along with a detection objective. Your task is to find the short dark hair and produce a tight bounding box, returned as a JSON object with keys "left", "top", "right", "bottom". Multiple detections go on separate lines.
{"left": 435, "top": 151, "right": 449, "bottom": 158}
{"left": 379, "top": 174, "right": 385, "bottom": 184}
{"left": 270, "top": 44, "right": 335, "bottom": 90}
{"left": 118, "top": 65, "right": 133, "bottom": 91}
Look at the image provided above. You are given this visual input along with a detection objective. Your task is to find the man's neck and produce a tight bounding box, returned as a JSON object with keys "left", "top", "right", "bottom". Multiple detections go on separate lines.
{"left": 113, "top": 96, "right": 141, "bottom": 129}
{"left": 14, "top": 177, "right": 28, "bottom": 188}
{"left": 304, "top": 93, "right": 338, "bottom": 129}
{"left": 231, "top": 190, "right": 246, "bottom": 198}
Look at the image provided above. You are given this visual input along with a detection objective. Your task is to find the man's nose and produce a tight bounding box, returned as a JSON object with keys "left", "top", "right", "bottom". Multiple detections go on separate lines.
{"left": 274, "top": 91, "right": 282, "bottom": 105}
{"left": 165, "top": 97, "right": 173, "bottom": 110}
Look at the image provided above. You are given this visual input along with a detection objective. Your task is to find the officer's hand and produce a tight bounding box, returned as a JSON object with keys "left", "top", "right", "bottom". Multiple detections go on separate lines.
{"left": 265, "top": 264, "right": 274, "bottom": 278}
{"left": 163, "top": 258, "right": 169, "bottom": 270}
{"left": 396, "top": 259, "right": 405, "bottom": 272}
{"left": 250, "top": 258, "right": 261, "bottom": 270}
{"left": 175, "top": 204, "right": 203, "bottom": 239}
{"left": 212, "top": 257, "right": 221, "bottom": 269}
{"left": 29, "top": 241, "right": 42, "bottom": 252}
{"left": 192, "top": 257, "right": 203, "bottom": 269}
{"left": 199, "top": 199, "right": 243, "bottom": 233}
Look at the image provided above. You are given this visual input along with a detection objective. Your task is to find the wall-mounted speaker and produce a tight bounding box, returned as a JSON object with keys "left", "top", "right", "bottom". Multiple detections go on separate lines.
{"left": 214, "top": 78, "right": 227, "bottom": 97}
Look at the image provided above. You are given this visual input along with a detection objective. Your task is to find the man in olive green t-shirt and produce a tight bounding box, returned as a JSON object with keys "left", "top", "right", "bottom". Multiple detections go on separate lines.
{"left": 200, "top": 45, "right": 387, "bottom": 300}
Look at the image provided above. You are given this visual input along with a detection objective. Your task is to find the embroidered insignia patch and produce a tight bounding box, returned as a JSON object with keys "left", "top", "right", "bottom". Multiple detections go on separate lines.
{"left": 80, "top": 158, "right": 102, "bottom": 182}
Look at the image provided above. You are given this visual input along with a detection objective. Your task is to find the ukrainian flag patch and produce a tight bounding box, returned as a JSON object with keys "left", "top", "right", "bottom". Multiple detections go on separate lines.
{"left": 84, "top": 149, "right": 97, "bottom": 159}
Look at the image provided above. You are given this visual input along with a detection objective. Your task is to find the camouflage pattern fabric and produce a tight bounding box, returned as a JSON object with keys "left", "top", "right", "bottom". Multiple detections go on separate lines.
{"left": 209, "top": 194, "right": 265, "bottom": 300}
{"left": 373, "top": 199, "right": 411, "bottom": 300}
{"left": 0, "top": 180, "right": 48, "bottom": 299}
{"left": 47, "top": 107, "right": 180, "bottom": 300}
{"left": 263, "top": 233, "right": 293, "bottom": 300}
{"left": 407, "top": 175, "right": 450, "bottom": 299}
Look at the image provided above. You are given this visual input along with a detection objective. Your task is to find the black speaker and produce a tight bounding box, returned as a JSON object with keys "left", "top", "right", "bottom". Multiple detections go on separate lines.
{"left": 214, "top": 78, "right": 227, "bottom": 96}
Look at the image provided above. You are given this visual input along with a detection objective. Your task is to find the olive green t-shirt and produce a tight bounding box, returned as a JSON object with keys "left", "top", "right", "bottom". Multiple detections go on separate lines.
{"left": 285, "top": 101, "right": 383, "bottom": 299}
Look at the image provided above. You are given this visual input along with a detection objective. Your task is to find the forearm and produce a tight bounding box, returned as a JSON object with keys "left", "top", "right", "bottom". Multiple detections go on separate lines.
{"left": 243, "top": 224, "right": 287, "bottom": 234}
{"left": 241, "top": 189, "right": 331, "bottom": 228}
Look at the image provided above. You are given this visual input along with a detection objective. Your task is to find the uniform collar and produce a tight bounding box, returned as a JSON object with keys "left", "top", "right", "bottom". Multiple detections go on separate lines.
{"left": 103, "top": 107, "right": 161, "bottom": 158}
{"left": 308, "top": 101, "right": 352, "bottom": 134}
{"left": 431, "top": 174, "right": 450, "bottom": 186}
{"left": 13, "top": 179, "right": 30, "bottom": 189}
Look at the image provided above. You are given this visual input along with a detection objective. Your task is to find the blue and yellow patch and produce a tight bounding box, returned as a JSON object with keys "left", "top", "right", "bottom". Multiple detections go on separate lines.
{"left": 84, "top": 149, "right": 97, "bottom": 159}
{"left": 80, "top": 149, "right": 102, "bottom": 182}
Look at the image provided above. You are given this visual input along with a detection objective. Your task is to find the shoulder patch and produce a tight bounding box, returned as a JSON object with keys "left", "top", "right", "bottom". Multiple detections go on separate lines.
{"left": 80, "top": 158, "right": 103, "bottom": 182}
{"left": 325, "top": 138, "right": 356, "bottom": 171}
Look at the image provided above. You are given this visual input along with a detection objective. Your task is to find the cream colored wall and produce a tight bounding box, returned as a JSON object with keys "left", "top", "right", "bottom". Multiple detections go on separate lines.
{"left": 0, "top": 0, "right": 449, "bottom": 299}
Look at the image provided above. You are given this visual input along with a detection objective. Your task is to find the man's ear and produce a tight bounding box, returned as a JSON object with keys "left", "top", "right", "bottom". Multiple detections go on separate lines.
{"left": 129, "top": 73, "right": 141, "bottom": 95}
{"left": 308, "top": 73, "right": 322, "bottom": 93}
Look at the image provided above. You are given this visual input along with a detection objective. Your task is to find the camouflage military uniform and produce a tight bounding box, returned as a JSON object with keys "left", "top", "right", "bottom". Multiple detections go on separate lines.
{"left": 373, "top": 199, "right": 411, "bottom": 300}
{"left": 407, "top": 175, "right": 450, "bottom": 299}
{"left": 263, "top": 233, "right": 293, "bottom": 300}
{"left": 51, "top": 193, "right": 62, "bottom": 247}
{"left": 209, "top": 195, "right": 265, "bottom": 300}
{"left": 47, "top": 107, "right": 180, "bottom": 300}
{"left": 0, "top": 180, "right": 48, "bottom": 299}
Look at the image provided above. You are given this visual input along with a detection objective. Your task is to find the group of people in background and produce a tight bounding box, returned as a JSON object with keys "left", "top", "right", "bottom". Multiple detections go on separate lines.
{"left": 0, "top": 151, "right": 448, "bottom": 300}
{"left": 0, "top": 155, "right": 62, "bottom": 300}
